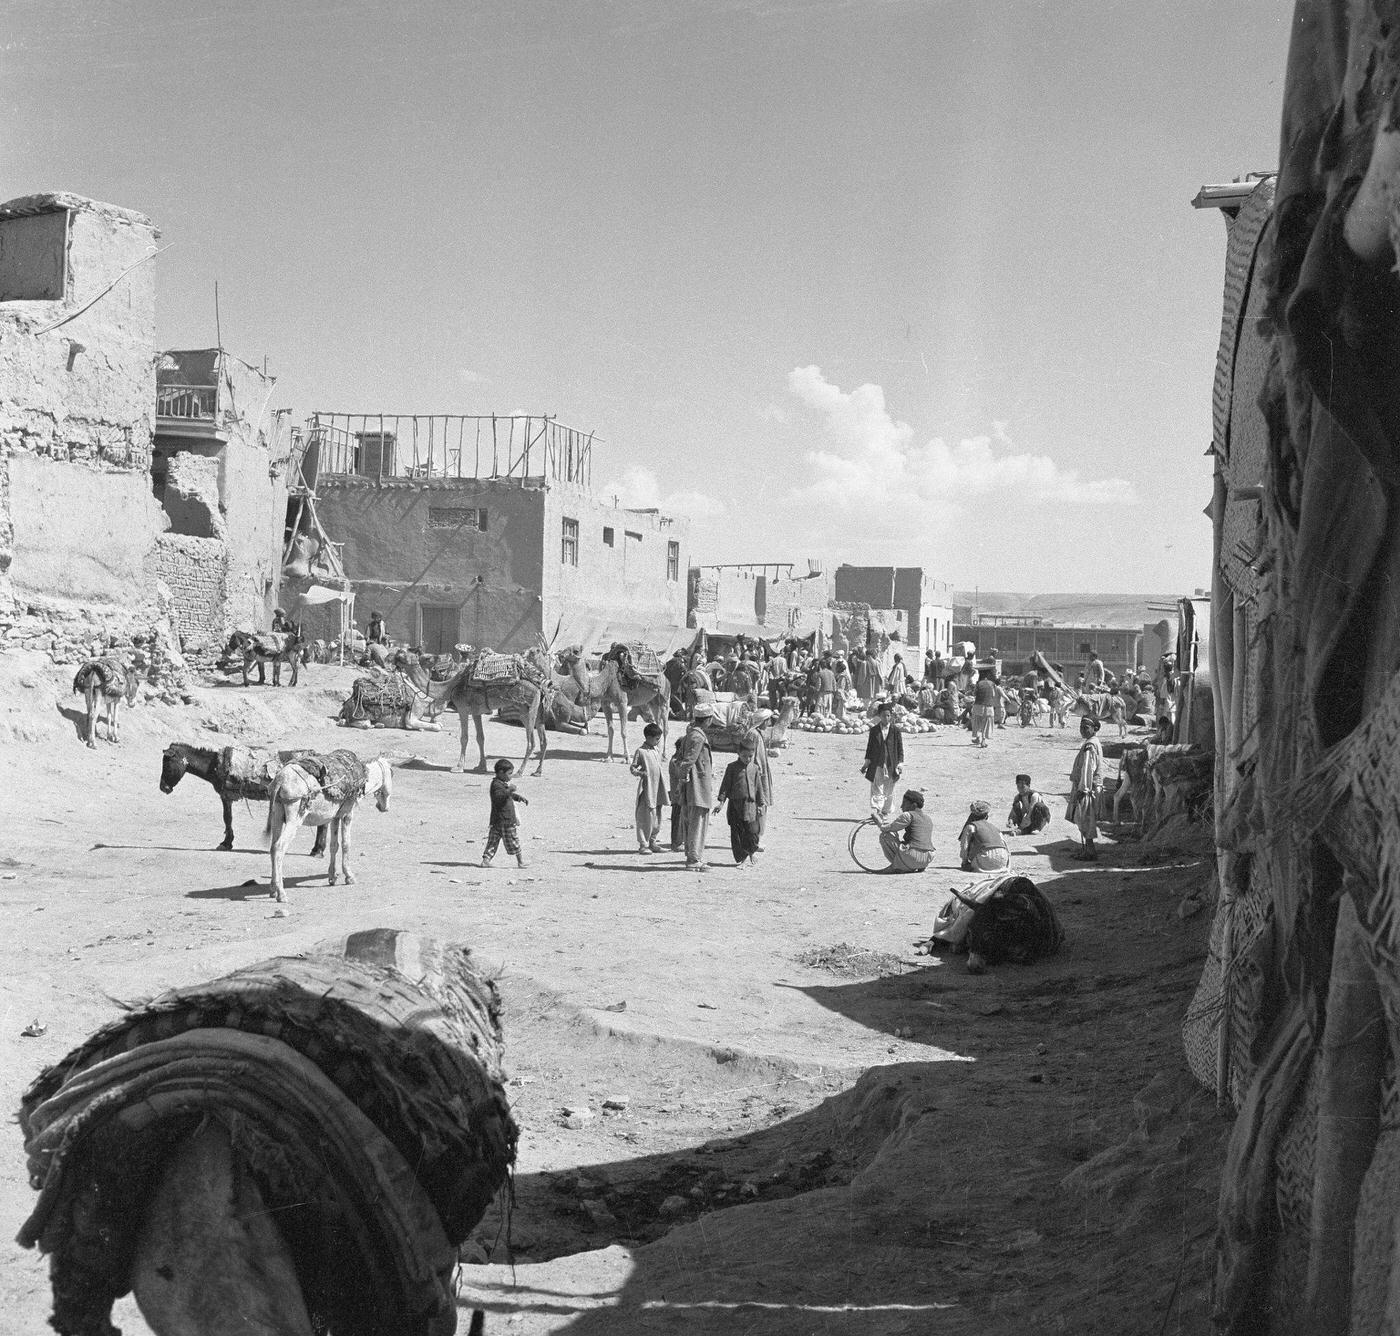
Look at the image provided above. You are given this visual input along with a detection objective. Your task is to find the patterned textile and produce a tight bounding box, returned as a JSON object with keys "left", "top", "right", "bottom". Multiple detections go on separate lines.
{"left": 217, "top": 744, "right": 308, "bottom": 799}
{"left": 17, "top": 931, "right": 516, "bottom": 1336}
{"left": 297, "top": 749, "right": 369, "bottom": 803}
{"left": 469, "top": 652, "right": 520, "bottom": 687}
{"left": 72, "top": 656, "right": 128, "bottom": 698}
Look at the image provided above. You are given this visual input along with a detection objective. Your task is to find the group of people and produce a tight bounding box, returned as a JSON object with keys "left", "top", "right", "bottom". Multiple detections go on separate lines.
{"left": 860, "top": 689, "right": 1108, "bottom": 873}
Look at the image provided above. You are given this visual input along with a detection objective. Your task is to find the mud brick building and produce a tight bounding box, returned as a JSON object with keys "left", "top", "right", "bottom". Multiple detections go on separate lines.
{"left": 308, "top": 413, "right": 689, "bottom": 653}
{"left": 833, "top": 565, "right": 954, "bottom": 655}
{"left": 0, "top": 193, "right": 290, "bottom": 660}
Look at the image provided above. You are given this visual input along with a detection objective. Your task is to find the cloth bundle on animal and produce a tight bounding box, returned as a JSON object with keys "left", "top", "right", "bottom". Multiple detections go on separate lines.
{"left": 612, "top": 641, "right": 663, "bottom": 689}
{"left": 467, "top": 651, "right": 521, "bottom": 687}
{"left": 217, "top": 743, "right": 294, "bottom": 797}
{"left": 338, "top": 673, "right": 417, "bottom": 725}
{"left": 72, "top": 655, "right": 129, "bottom": 697}
{"left": 296, "top": 748, "right": 369, "bottom": 803}
{"left": 17, "top": 929, "right": 517, "bottom": 1336}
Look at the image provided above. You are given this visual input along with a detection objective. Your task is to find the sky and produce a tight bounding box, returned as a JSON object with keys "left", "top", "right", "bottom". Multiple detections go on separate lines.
{"left": 3, "top": 0, "right": 1292, "bottom": 592}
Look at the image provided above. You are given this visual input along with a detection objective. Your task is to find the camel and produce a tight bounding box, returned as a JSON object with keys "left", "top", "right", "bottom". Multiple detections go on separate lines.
{"left": 338, "top": 655, "right": 443, "bottom": 731}
{"left": 434, "top": 648, "right": 553, "bottom": 774}
{"left": 160, "top": 741, "right": 325, "bottom": 854}
{"left": 580, "top": 647, "right": 670, "bottom": 761}
{"left": 264, "top": 753, "right": 392, "bottom": 910}
{"left": 72, "top": 656, "right": 141, "bottom": 748}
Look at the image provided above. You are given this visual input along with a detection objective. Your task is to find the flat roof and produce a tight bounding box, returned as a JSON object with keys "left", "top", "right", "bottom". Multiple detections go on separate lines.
{"left": 0, "top": 191, "right": 155, "bottom": 231}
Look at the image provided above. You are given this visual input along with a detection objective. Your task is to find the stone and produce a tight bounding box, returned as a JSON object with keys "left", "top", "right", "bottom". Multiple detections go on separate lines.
{"left": 658, "top": 1195, "right": 688, "bottom": 1217}
{"left": 602, "top": 1095, "right": 629, "bottom": 1111}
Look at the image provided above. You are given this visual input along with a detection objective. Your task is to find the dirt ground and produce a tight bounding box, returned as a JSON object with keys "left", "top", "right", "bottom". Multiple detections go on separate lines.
{"left": 0, "top": 650, "right": 1230, "bottom": 1335}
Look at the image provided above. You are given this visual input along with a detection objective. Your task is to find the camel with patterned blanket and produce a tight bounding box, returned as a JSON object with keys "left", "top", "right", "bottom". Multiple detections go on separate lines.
{"left": 264, "top": 752, "right": 392, "bottom": 910}
{"left": 587, "top": 645, "right": 671, "bottom": 761}
{"left": 72, "top": 656, "right": 141, "bottom": 748}
{"left": 337, "top": 653, "right": 443, "bottom": 731}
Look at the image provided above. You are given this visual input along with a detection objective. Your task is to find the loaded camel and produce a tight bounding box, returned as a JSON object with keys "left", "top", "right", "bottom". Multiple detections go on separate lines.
{"left": 556, "top": 643, "right": 671, "bottom": 760}
{"left": 160, "top": 741, "right": 325, "bottom": 854}
{"left": 265, "top": 751, "right": 393, "bottom": 910}
{"left": 72, "top": 656, "right": 141, "bottom": 748}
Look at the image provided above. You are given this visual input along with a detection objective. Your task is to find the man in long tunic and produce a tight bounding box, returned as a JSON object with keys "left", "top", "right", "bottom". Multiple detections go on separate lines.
{"left": 1068, "top": 714, "right": 1104, "bottom": 861}
{"left": 677, "top": 703, "right": 716, "bottom": 872}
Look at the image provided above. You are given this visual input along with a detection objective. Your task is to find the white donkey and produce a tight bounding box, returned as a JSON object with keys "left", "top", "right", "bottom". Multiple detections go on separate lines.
{"left": 264, "top": 756, "right": 392, "bottom": 912}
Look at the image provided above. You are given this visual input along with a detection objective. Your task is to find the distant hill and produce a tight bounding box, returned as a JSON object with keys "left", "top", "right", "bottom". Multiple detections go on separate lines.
{"left": 952, "top": 592, "right": 1186, "bottom": 628}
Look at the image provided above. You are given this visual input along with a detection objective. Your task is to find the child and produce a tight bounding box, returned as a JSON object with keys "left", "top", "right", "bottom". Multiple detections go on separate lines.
{"left": 1108, "top": 690, "right": 1128, "bottom": 738}
{"left": 667, "top": 737, "right": 686, "bottom": 852}
{"left": 482, "top": 758, "right": 528, "bottom": 868}
{"left": 714, "top": 737, "right": 769, "bottom": 867}
{"left": 629, "top": 722, "right": 668, "bottom": 853}
{"left": 1006, "top": 774, "right": 1052, "bottom": 834}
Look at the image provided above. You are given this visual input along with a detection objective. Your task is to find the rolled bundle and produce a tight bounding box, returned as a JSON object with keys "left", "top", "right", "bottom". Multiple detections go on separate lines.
{"left": 18, "top": 929, "right": 517, "bottom": 1336}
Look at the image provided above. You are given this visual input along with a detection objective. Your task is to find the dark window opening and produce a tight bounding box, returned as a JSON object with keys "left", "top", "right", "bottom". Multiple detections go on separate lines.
{"left": 0, "top": 209, "right": 67, "bottom": 302}
{"left": 603, "top": 526, "right": 615, "bottom": 547}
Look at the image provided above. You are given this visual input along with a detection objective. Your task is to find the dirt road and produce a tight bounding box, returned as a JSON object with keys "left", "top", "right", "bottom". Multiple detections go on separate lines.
{"left": 0, "top": 651, "right": 1227, "bottom": 1334}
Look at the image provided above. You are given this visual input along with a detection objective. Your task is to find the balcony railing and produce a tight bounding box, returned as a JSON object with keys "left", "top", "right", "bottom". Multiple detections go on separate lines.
{"left": 156, "top": 384, "right": 218, "bottom": 420}
{"left": 308, "top": 412, "right": 594, "bottom": 487}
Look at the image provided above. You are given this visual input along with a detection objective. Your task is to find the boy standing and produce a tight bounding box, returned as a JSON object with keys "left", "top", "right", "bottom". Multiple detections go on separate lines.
{"left": 629, "top": 722, "right": 668, "bottom": 853}
{"left": 667, "top": 736, "right": 686, "bottom": 852}
{"left": 715, "top": 737, "right": 770, "bottom": 867}
{"left": 1069, "top": 715, "right": 1105, "bottom": 860}
{"left": 862, "top": 701, "right": 904, "bottom": 817}
{"left": 482, "top": 758, "right": 529, "bottom": 868}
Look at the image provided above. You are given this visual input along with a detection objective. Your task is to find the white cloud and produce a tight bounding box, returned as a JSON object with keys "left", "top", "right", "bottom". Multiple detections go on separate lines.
{"left": 600, "top": 466, "right": 726, "bottom": 519}
{"left": 784, "top": 366, "right": 1138, "bottom": 513}
{"left": 458, "top": 368, "right": 489, "bottom": 385}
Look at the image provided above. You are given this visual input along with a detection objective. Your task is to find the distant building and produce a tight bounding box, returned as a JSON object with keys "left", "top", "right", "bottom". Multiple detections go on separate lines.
{"left": 952, "top": 619, "right": 1143, "bottom": 679}
{"left": 153, "top": 348, "right": 291, "bottom": 648}
{"left": 688, "top": 560, "right": 832, "bottom": 637}
{"left": 309, "top": 412, "right": 689, "bottom": 653}
{"left": 832, "top": 565, "right": 954, "bottom": 655}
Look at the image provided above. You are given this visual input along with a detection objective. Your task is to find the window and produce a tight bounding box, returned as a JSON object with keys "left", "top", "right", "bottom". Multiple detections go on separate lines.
{"left": 603, "top": 526, "right": 614, "bottom": 547}
{"left": 428, "top": 506, "right": 487, "bottom": 531}
{"left": 0, "top": 210, "right": 67, "bottom": 302}
{"left": 667, "top": 540, "right": 680, "bottom": 581}
{"left": 562, "top": 517, "right": 578, "bottom": 566}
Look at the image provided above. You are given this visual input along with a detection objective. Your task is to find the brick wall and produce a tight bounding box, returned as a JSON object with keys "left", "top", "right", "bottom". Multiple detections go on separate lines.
{"left": 155, "top": 534, "right": 229, "bottom": 650}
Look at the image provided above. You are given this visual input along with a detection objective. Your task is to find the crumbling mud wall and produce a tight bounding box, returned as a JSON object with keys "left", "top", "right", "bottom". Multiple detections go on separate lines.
{"left": 0, "top": 194, "right": 165, "bottom": 656}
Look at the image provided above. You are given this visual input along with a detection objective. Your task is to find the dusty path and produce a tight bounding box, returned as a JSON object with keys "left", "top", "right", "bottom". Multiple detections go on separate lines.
{"left": 0, "top": 651, "right": 1227, "bottom": 1334}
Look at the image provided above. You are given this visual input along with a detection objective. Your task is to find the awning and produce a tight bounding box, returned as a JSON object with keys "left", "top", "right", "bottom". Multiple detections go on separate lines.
{"left": 292, "top": 584, "right": 354, "bottom": 607}
{"left": 552, "top": 613, "right": 697, "bottom": 658}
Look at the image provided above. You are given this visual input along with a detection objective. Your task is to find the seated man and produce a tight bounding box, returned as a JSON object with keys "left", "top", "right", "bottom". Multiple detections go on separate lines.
{"left": 878, "top": 789, "right": 935, "bottom": 872}
{"left": 959, "top": 800, "right": 1010, "bottom": 872}
{"left": 1006, "top": 774, "right": 1052, "bottom": 834}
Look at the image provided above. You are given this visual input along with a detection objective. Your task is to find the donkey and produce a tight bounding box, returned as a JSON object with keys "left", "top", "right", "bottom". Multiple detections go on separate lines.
{"left": 160, "top": 742, "right": 325, "bottom": 854}
{"left": 264, "top": 755, "right": 392, "bottom": 910}
{"left": 222, "top": 630, "right": 304, "bottom": 687}
{"left": 73, "top": 657, "right": 141, "bottom": 748}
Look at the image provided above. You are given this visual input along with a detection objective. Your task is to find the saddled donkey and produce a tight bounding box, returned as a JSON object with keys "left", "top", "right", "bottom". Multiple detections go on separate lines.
{"left": 222, "top": 629, "right": 304, "bottom": 687}
{"left": 264, "top": 751, "right": 392, "bottom": 910}
{"left": 72, "top": 656, "right": 141, "bottom": 748}
{"left": 160, "top": 741, "right": 325, "bottom": 854}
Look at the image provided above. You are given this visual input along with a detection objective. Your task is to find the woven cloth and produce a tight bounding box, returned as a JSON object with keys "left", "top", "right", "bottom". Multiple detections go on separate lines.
{"left": 470, "top": 652, "right": 520, "bottom": 687}
{"left": 217, "top": 744, "right": 311, "bottom": 799}
{"left": 18, "top": 930, "right": 516, "bottom": 1336}
{"left": 72, "top": 657, "right": 127, "bottom": 697}
{"left": 294, "top": 749, "right": 369, "bottom": 803}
